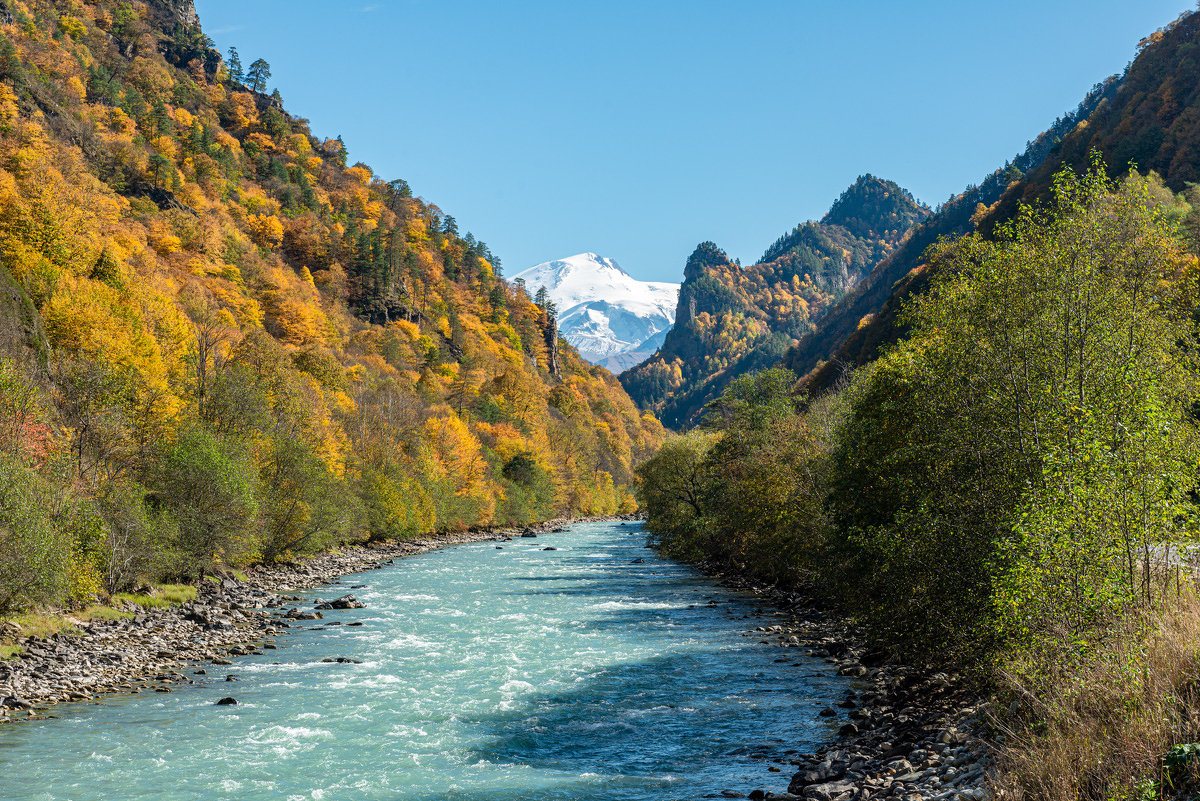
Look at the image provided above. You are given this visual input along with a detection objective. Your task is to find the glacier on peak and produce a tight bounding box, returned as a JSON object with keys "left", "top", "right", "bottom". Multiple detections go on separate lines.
{"left": 512, "top": 253, "right": 679, "bottom": 373}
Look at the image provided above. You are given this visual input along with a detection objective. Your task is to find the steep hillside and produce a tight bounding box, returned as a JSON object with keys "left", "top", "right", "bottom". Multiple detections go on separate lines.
{"left": 982, "top": 10, "right": 1200, "bottom": 230}
{"left": 512, "top": 253, "right": 678, "bottom": 373}
{"left": 781, "top": 13, "right": 1200, "bottom": 394}
{"left": 620, "top": 176, "right": 928, "bottom": 429}
{"left": 0, "top": 0, "right": 662, "bottom": 609}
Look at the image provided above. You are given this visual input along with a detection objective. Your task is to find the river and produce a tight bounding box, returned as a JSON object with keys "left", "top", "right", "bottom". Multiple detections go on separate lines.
{"left": 1, "top": 521, "right": 849, "bottom": 800}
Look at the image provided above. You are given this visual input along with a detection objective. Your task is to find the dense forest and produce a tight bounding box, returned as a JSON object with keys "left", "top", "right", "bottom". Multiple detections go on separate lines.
{"left": 619, "top": 176, "right": 928, "bottom": 428}
{"left": 0, "top": 0, "right": 662, "bottom": 614}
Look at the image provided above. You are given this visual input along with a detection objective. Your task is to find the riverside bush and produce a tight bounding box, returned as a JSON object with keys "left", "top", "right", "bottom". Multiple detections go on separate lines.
{"left": 637, "top": 369, "right": 833, "bottom": 583}
{"left": 0, "top": 456, "right": 71, "bottom": 613}
{"left": 829, "top": 158, "right": 1200, "bottom": 672}
{"left": 150, "top": 428, "right": 260, "bottom": 580}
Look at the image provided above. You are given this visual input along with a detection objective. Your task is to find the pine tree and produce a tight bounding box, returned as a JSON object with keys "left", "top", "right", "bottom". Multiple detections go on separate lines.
{"left": 226, "top": 46, "right": 243, "bottom": 84}
{"left": 247, "top": 58, "right": 271, "bottom": 93}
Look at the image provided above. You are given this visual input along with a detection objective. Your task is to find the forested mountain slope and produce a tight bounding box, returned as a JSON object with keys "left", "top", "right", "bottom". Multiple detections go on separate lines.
{"left": 980, "top": 10, "right": 1200, "bottom": 231}
{"left": 0, "top": 0, "right": 662, "bottom": 611}
{"left": 780, "top": 77, "right": 1121, "bottom": 394}
{"left": 619, "top": 176, "right": 927, "bottom": 429}
{"left": 784, "top": 9, "right": 1200, "bottom": 396}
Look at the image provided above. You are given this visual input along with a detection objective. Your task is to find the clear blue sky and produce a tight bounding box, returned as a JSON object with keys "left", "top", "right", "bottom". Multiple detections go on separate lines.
{"left": 194, "top": 0, "right": 1195, "bottom": 282}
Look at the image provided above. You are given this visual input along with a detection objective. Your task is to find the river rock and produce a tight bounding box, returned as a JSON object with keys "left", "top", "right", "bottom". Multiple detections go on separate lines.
{"left": 801, "top": 780, "right": 855, "bottom": 801}
{"left": 215, "top": 697, "right": 237, "bottom": 705}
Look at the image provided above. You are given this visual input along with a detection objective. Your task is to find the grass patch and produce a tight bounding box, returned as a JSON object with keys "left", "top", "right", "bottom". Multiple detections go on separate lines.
{"left": 114, "top": 583, "right": 198, "bottom": 609}
{"left": 230, "top": 570, "right": 249, "bottom": 582}
{"left": 0, "top": 605, "right": 134, "bottom": 649}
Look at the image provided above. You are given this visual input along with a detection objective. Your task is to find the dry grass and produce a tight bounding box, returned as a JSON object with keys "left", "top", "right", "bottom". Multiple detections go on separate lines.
{"left": 994, "top": 593, "right": 1200, "bottom": 801}
{"left": 114, "top": 583, "right": 197, "bottom": 608}
{"left": 7, "top": 611, "right": 79, "bottom": 639}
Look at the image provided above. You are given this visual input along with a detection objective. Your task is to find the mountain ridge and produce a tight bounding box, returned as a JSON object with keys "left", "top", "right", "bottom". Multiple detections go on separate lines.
{"left": 620, "top": 175, "right": 929, "bottom": 429}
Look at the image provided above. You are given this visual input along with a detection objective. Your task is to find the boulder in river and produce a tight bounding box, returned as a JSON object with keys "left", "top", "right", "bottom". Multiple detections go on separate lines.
{"left": 215, "top": 697, "right": 238, "bottom": 705}
{"left": 315, "top": 594, "right": 365, "bottom": 610}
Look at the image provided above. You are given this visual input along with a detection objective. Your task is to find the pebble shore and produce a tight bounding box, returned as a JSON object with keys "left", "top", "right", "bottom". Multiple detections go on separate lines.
{"left": 712, "top": 574, "right": 993, "bottom": 801}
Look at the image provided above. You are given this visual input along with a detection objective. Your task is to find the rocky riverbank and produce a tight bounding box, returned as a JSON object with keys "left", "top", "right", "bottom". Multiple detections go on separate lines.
{"left": 0, "top": 518, "right": 607, "bottom": 722}
{"left": 713, "top": 575, "right": 994, "bottom": 801}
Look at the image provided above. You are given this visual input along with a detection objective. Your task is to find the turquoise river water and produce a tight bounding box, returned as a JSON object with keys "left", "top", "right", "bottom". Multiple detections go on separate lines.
{"left": 1, "top": 521, "right": 850, "bottom": 800}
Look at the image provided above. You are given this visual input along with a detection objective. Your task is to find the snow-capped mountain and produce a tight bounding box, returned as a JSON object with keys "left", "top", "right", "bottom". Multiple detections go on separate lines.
{"left": 512, "top": 253, "right": 679, "bottom": 373}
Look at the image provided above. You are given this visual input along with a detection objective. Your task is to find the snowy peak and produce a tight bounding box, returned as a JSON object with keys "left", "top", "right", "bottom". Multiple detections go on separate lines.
{"left": 513, "top": 253, "right": 679, "bottom": 372}
{"left": 528, "top": 252, "right": 632, "bottom": 282}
